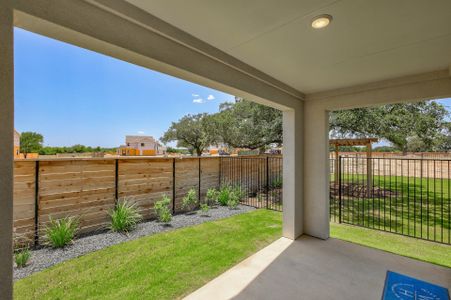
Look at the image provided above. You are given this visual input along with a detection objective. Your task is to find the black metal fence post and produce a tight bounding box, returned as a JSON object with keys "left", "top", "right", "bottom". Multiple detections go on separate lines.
{"left": 266, "top": 156, "right": 269, "bottom": 209}
{"left": 172, "top": 158, "right": 176, "bottom": 214}
{"left": 198, "top": 157, "right": 201, "bottom": 203}
{"left": 114, "top": 159, "right": 119, "bottom": 205}
{"left": 338, "top": 156, "right": 342, "bottom": 224}
{"left": 34, "top": 160, "right": 40, "bottom": 247}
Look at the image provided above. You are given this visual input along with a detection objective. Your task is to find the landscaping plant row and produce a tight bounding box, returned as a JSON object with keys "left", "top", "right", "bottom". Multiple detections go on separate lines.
{"left": 13, "top": 185, "right": 245, "bottom": 268}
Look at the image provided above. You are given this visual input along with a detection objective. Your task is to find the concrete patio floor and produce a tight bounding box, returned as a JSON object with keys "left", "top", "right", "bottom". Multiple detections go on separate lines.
{"left": 185, "top": 236, "right": 451, "bottom": 300}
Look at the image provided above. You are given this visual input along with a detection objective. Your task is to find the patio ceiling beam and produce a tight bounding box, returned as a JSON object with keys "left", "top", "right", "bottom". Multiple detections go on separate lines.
{"left": 305, "top": 69, "right": 451, "bottom": 110}
{"left": 12, "top": 0, "right": 304, "bottom": 110}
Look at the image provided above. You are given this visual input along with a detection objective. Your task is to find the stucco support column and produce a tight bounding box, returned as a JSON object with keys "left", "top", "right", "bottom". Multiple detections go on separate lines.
{"left": 303, "top": 101, "right": 329, "bottom": 239}
{"left": 282, "top": 101, "right": 304, "bottom": 239}
{"left": 0, "top": 2, "right": 14, "bottom": 299}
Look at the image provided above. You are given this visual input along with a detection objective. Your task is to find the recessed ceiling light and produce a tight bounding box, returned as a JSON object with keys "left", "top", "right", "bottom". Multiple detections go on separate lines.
{"left": 311, "top": 14, "right": 332, "bottom": 29}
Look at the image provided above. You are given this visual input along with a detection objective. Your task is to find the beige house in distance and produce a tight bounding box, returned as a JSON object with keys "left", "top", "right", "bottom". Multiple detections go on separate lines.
{"left": 118, "top": 135, "right": 166, "bottom": 156}
{"left": 13, "top": 130, "right": 20, "bottom": 158}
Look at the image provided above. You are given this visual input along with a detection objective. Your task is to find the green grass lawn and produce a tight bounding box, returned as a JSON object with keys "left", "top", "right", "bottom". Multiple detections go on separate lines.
{"left": 330, "top": 222, "right": 451, "bottom": 268}
{"left": 14, "top": 209, "right": 282, "bottom": 300}
{"left": 14, "top": 208, "right": 449, "bottom": 300}
{"left": 330, "top": 174, "right": 450, "bottom": 243}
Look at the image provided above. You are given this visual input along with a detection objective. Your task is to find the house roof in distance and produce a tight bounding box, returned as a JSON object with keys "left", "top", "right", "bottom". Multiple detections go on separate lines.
{"left": 125, "top": 135, "right": 157, "bottom": 144}
{"left": 329, "top": 138, "right": 378, "bottom": 147}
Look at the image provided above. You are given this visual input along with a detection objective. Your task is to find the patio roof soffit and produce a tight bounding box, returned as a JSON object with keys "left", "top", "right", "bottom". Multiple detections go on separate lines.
{"left": 12, "top": 0, "right": 305, "bottom": 111}
{"left": 305, "top": 68, "right": 451, "bottom": 110}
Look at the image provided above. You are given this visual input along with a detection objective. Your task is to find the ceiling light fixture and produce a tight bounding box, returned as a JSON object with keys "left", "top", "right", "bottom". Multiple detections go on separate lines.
{"left": 311, "top": 14, "right": 332, "bottom": 29}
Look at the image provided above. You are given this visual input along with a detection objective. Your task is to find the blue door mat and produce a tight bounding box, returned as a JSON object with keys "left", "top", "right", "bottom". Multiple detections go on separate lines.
{"left": 382, "top": 271, "right": 449, "bottom": 300}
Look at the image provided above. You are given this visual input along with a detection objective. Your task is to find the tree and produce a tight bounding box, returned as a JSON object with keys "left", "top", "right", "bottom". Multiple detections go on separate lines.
{"left": 20, "top": 132, "right": 43, "bottom": 158}
{"left": 330, "top": 101, "right": 449, "bottom": 154}
{"left": 160, "top": 113, "right": 216, "bottom": 156}
{"left": 436, "top": 121, "right": 451, "bottom": 151}
{"left": 212, "top": 99, "right": 282, "bottom": 152}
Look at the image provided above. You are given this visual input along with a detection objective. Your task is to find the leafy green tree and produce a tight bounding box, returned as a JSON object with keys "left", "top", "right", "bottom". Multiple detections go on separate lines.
{"left": 161, "top": 113, "right": 216, "bottom": 156}
{"left": 38, "top": 145, "right": 116, "bottom": 155}
{"left": 20, "top": 132, "right": 43, "bottom": 158}
{"left": 166, "top": 147, "right": 190, "bottom": 155}
{"left": 330, "top": 101, "right": 449, "bottom": 154}
{"left": 212, "top": 99, "right": 282, "bottom": 152}
{"left": 436, "top": 121, "right": 451, "bottom": 151}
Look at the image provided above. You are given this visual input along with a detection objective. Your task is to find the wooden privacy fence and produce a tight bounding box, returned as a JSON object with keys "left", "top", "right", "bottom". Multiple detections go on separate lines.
{"left": 330, "top": 157, "right": 451, "bottom": 179}
{"left": 13, "top": 157, "right": 221, "bottom": 246}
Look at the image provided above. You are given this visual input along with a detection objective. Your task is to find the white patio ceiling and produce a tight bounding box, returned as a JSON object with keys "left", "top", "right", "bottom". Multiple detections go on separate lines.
{"left": 127, "top": 0, "right": 451, "bottom": 94}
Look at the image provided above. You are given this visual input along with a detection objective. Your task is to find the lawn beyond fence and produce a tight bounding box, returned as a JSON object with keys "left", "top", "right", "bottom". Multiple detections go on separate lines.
{"left": 330, "top": 157, "right": 451, "bottom": 244}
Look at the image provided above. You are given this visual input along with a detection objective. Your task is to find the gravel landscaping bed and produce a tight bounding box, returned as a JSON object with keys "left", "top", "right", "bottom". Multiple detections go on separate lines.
{"left": 14, "top": 205, "right": 255, "bottom": 280}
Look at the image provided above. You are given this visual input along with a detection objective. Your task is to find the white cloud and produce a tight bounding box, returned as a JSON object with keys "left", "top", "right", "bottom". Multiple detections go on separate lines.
{"left": 207, "top": 94, "right": 215, "bottom": 100}
{"left": 193, "top": 98, "right": 205, "bottom": 104}
{"left": 192, "top": 93, "right": 199, "bottom": 97}
{"left": 137, "top": 130, "right": 145, "bottom": 134}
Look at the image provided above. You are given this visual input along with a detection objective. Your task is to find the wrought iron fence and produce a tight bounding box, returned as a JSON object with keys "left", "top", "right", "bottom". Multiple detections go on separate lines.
{"left": 330, "top": 156, "right": 451, "bottom": 244}
{"left": 220, "top": 156, "right": 282, "bottom": 211}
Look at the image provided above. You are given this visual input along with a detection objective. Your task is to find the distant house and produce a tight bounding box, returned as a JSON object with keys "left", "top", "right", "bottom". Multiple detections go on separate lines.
{"left": 118, "top": 135, "right": 166, "bottom": 156}
{"left": 14, "top": 130, "right": 20, "bottom": 158}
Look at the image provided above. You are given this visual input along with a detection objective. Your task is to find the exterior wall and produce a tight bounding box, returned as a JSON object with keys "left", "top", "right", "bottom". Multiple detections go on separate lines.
{"left": 0, "top": 3, "right": 14, "bottom": 298}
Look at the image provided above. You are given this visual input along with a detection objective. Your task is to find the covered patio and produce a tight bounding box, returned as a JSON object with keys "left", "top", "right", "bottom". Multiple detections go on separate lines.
{"left": 185, "top": 236, "right": 450, "bottom": 299}
{"left": 1, "top": 1, "right": 451, "bottom": 299}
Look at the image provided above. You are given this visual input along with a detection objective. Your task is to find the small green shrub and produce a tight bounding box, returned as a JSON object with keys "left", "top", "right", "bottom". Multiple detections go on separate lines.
{"left": 217, "top": 186, "right": 232, "bottom": 206}
{"left": 227, "top": 190, "right": 240, "bottom": 209}
{"left": 182, "top": 188, "right": 198, "bottom": 211}
{"left": 271, "top": 177, "right": 283, "bottom": 189}
{"left": 109, "top": 199, "right": 142, "bottom": 232}
{"left": 154, "top": 195, "right": 172, "bottom": 223}
{"left": 45, "top": 216, "right": 79, "bottom": 248}
{"left": 199, "top": 203, "right": 210, "bottom": 216}
{"left": 218, "top": 186, "right": 244, "bottom": 207}
{"left": 206, "top": 188, "right": 219, "bottom": 206}
{"left": 14, "top": 248, "right": 31, "bottom": 268}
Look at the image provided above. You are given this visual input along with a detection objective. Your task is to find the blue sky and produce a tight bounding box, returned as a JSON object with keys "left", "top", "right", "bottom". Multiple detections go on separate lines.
{"left": 14, "top": 28, "right": 450, "bottom": 148}
{"left": 14, "top": 28, "right": 235, "bottom": 147}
